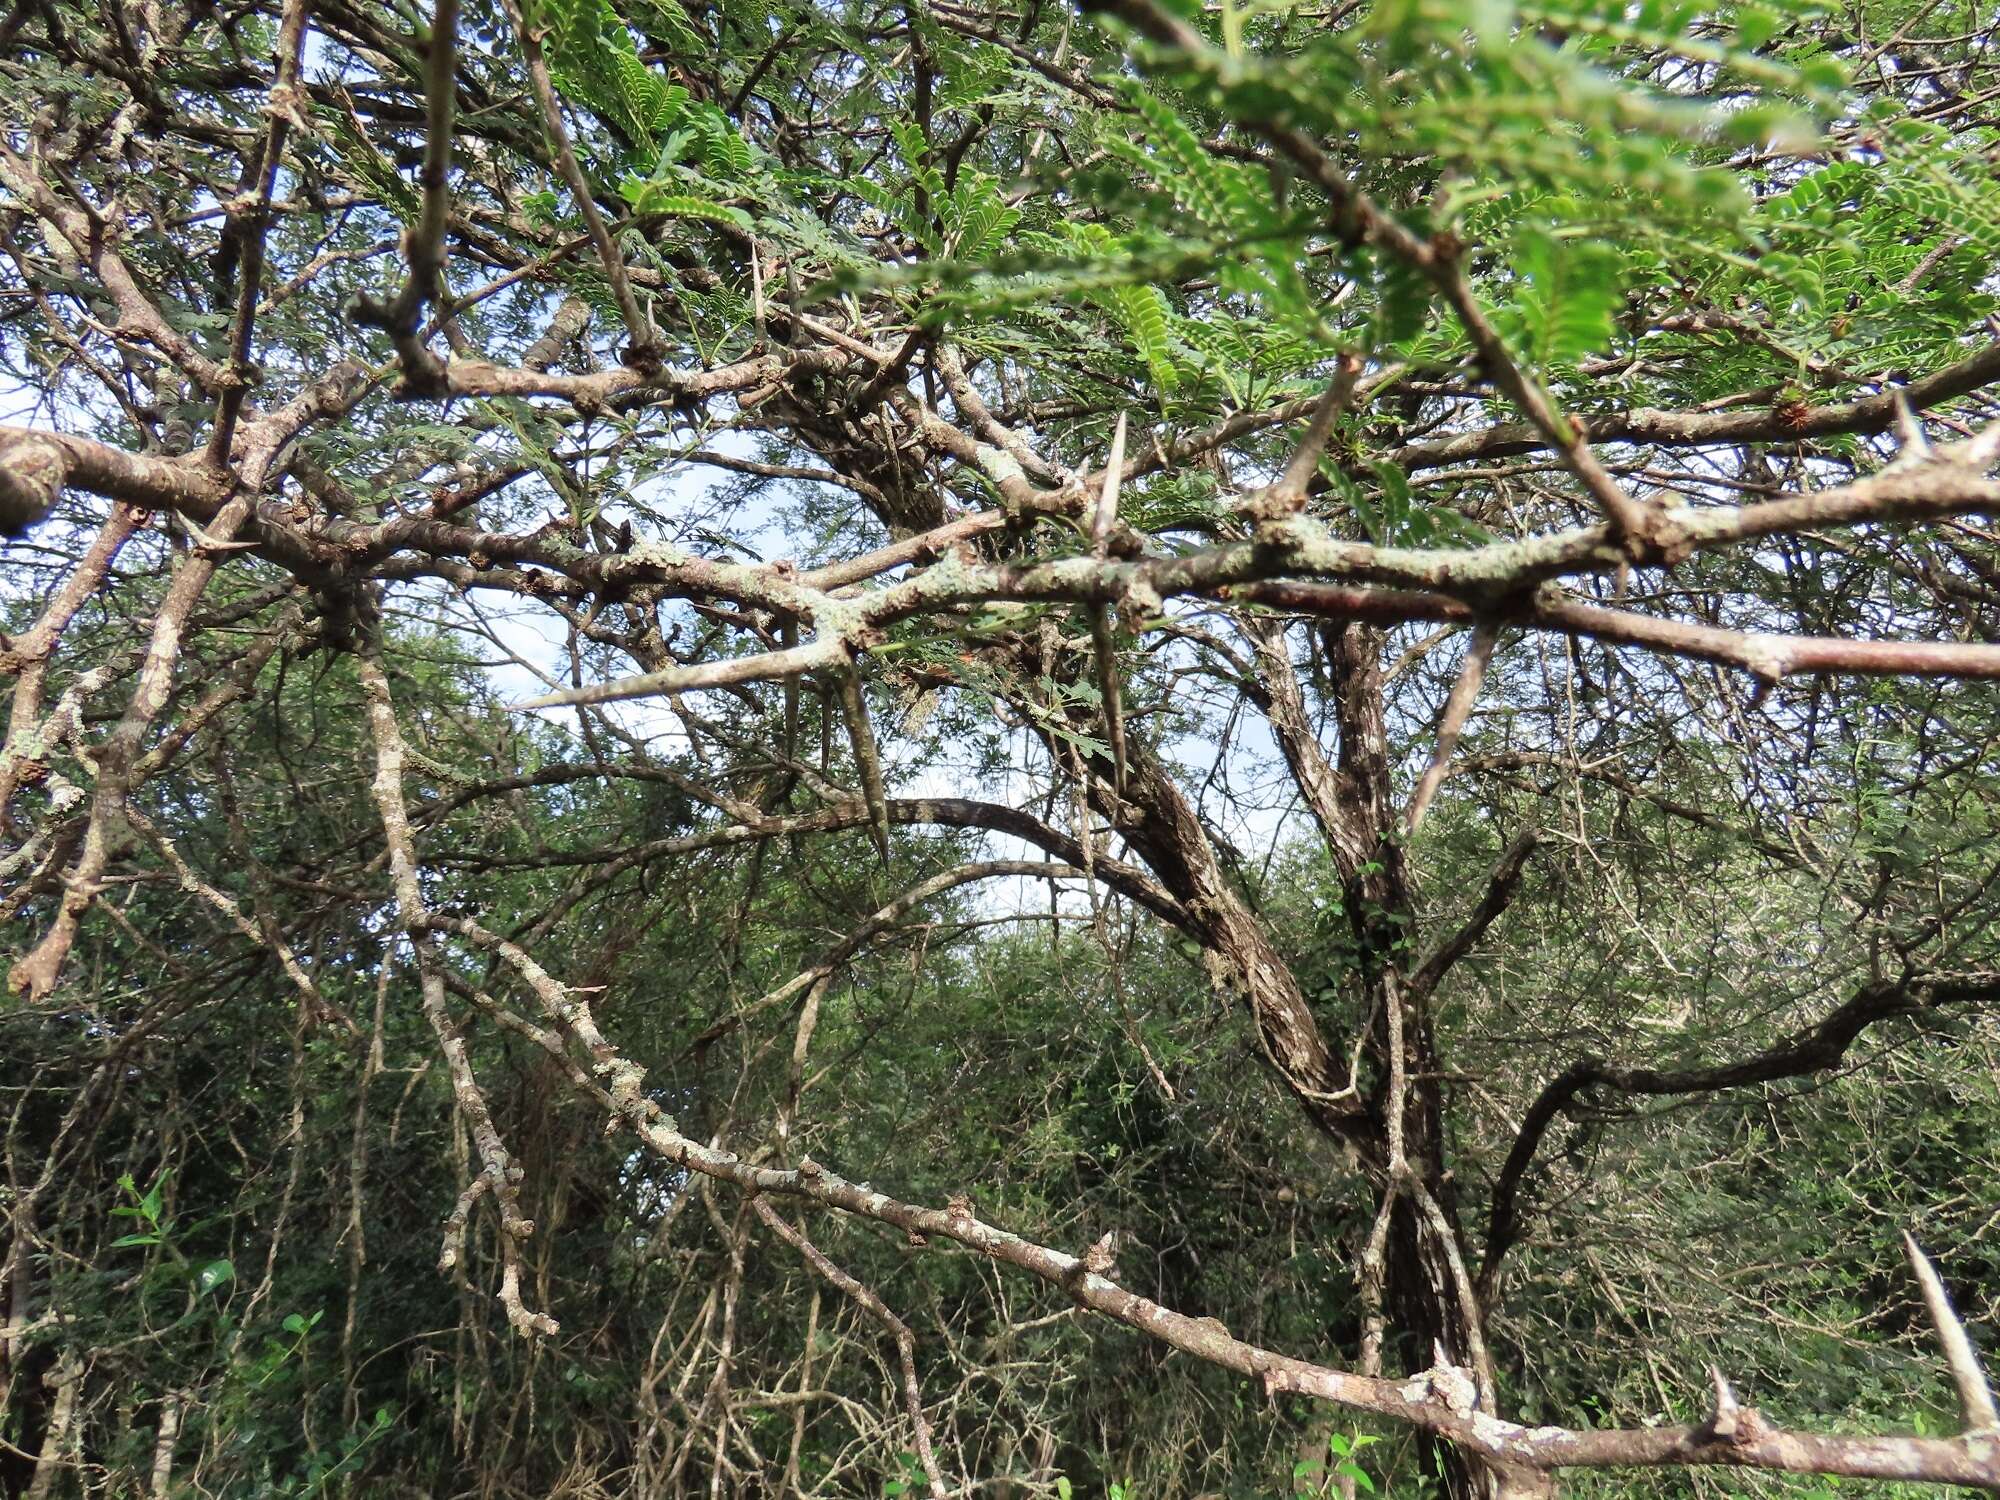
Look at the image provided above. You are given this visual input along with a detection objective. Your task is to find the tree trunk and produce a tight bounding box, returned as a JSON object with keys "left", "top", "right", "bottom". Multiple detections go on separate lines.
{"left": 841, "top": 463, "right": 1525, "bottom": 1496}
{"left": 1384, "top": 1195, "right": 1493, "bottom": 1500}
{"left": 1310, "top": 624, "right": 1528, "bottom": 1500}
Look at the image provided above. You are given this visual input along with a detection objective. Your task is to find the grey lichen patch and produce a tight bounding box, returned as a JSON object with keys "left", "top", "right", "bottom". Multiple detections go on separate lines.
{"left": 1118, "top": 572, "right": 1164, "bottom": 618}
{"left": 627, "top": 540, "right": 693, "bottom": 569}
{"left": 6, "top": 722, "right": 54, "bottom": 765}
{"left": 405, "top": 745, "right": 478, "bottom": 787}
{"left": 976, "top": 444, "right": 1026, "bottom": 490}
{"left": 641, "top": 1120, "right": 683, "bottom": 1154}
{"left": 867, "top": 546, "right": 990, "bottom": 621}
{"left": 604, "top": 1060, "right": 648, "bottom": 1115}
{"left": 811, "top": 594, "right": 868, "bottom": 642}
{"left": 913, "top": 542, "right": 977, "bottom": 596}
{"left": 1259, "top": 513, "right": 1618, "bottom": 600}
{"left": 1250, "top": 515, "right": 1361, "bottom": 574}
{"left": 1013, "top": 552, "right": 1115, "bottom": 595}
{"left": 1198, "top": 945, "right": 1242, "bottom": 1000}
{"left": 1470, "top": 1412, "right": 1535, "bottom": 1447}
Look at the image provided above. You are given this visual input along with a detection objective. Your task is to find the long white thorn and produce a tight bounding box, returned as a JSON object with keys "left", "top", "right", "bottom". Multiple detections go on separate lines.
{"left": 1891, "top": 389, "right": 1932, "bottom": 464}
{"left": 1090, "top": 413, "right": 1131, "bottom": 792}
{"left": 1705, "top": 1365, "right": 1741, "bottom": 1440}
{"left": 1903, "top": 1232, "right": 2000, "bottom": 1434}
{"left": 1091, "top": 413, "right": 1128, "bottom": 557}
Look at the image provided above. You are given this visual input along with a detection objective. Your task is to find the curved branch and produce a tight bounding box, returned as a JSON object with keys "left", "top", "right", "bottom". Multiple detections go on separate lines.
{"left": 749, "top": 1200, "right": 949, "bottom": 1499}
{"left": 432, "top": 795, "right": 1187, "bottom": 927}
{"left": 1408, "top": 829, "right": 1538, "bottom": 1003}
{"left": 691, "top": 859, "right": 1088, "bottom": 1058}
{"left": 1391, "top": 343, "right": 2000, "bottom": 475}
{"left": 1478, "top": 972, "right": 2000, "bottom": 1300}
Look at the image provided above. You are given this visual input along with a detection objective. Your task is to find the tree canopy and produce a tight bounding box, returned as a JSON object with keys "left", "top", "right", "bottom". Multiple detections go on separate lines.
{"left": 2, "top": 0, "right": 1999, "bottom": 1496}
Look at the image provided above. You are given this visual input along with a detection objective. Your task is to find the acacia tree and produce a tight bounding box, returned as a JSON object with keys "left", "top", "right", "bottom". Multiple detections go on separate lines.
{"left": 2, "top": 0, "right": 1999, "bottom": 1494}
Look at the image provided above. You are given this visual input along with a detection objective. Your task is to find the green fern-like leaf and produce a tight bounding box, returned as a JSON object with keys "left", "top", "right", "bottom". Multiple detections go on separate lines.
{"left": 1507, "top": 226, "right": 1624, "bottom": 368}
{"left": 321, "top": 104, "right": 418, "bottom": 225}
{"left": 622, "top": 188, "right": 752, "bottom": 229}
{"left": 1125, "top": 86, "right": 1262, "bottom": 238}
{"left": 1110, "top": 284, "right": 1180, "bottom": 396}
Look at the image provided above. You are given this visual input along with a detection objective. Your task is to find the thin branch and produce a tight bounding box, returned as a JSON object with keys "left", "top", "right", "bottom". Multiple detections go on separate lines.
{"left": 512, "top": 637, "right": 844, "bottom": 709}
{"left": 569, "top": 1038, "right": 2000, "bottom": 1492}
{"left": 352, "top": 0, "right": 461, "bottom": 393}
{"left": 1389, "top": 341, "right": 2000, "bottom": 475}
{"left": 836, "top": 660, "right": 892, "bottom": 862}
{"left": 1407, "top": 828, "right": 1539, "bottom": 1001}
{"left": 7, "top": 483, "right": 262, "bottom": 1000}
{"left": 698, "top": 860, "right": 1084, "bottom": 1058}
{"left": 1431, "top": 268, "right": 1665, "bottom": 553}
{"left": 208, "top": 0, "right": 316, "bottom": 460}
{"left": 1479, "top": 973, "right": 2000, "bottom": 1299}
{"left": 356, "top": 644, "right": 557, "bottom": 1337}
{"left": 1090, "top": 412, "right": 1129, "bottom": 791}
{"left": 749, "top": 1200, "right": 950, "bottom": 1500}
{"left": 1243, "top": 351, "right": 1363, "bottom": 520}
{"left": 500, "top": 0, "right": 656, "bottom": 360}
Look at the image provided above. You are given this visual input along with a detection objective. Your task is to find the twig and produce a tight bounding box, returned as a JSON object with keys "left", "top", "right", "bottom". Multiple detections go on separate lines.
{"left": 206, "top": 0, "right": 316, "bottom": 460}
{"left": 356, "top": 645, "right": 557, "bottom": 1338}
{"left": 352, "top": 0, "right": 461, "bottom": 393}
{"left": 836, "top": 660, "right": 892, "bottom": 862}
{"left": 501, "top": 0, "right": 656, "bottom": 361}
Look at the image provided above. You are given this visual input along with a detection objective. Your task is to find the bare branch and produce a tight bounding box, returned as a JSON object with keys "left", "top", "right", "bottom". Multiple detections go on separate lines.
{"left": 1402, "top": 621, "right": 1499, "bottom": 835}
{"left": 1270, "top": 351, "right": 1363, "bottom": 510}
{"left": 1389, "top": 342, "right": 2000, "bottom": 475}
{"left": 356, "top": 645, "right": 557, "bottom": 1337}
{"left": 1479, "top": 974, "right": 2000, "bottom": 1298}
{"left": 351, "top": 0, "right": 460, "bottom": 392}
{"left": 575, "top": 1046, "right": 2000, "bottom": 1492}
{"left": 837, "top": 661, "right": 892, "bottom": 862}
{"left": 511, "top": 636, "right": 844, "bottom": 710}
{"left": 207, "top": 0, "right": 315, "bottom": 460}
{"left": 1408, "top": 828, "right": 1538, "bottom": 1002}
